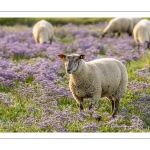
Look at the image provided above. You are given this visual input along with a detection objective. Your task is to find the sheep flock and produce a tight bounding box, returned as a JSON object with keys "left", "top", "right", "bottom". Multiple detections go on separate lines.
{"left": 0, "top": 18, "right": 150, "bottom": 132}
{"left": 32, "top": 18, "right": 150, "bottom": 118}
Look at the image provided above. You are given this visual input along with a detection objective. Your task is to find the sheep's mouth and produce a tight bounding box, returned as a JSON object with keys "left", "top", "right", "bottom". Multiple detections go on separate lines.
{"left": 67, "top": 69, "right": 76, "bottom": 74}
{"left": 67, "top": 71, "right": 72, "bottom": 74}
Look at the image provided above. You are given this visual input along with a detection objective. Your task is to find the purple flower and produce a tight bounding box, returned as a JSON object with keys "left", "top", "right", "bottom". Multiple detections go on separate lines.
{"left": 0, "top": 22, "right": 149, "bottom": 132}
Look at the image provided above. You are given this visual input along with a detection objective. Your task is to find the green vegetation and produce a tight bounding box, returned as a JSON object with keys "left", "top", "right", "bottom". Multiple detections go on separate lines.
{"left": 0, "top": 18, "right": 111, "bottom": 26}
{"left": 0, "top": 52, "right": 149, "bottom": 132}
{"left": 0, "top": 18, "right": 150, "bottom": 132}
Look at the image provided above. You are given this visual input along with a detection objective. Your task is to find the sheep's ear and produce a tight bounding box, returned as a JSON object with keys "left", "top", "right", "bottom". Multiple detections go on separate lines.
{"left": 79, "top": 54, "right": 85, "bottom": 59}
{"left": 58, "top": 54, "right": 66, "bottom": 61}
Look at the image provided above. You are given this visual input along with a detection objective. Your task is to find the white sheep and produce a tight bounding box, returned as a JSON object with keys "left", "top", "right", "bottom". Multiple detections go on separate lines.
{"left": 58, "top": 54, "right": 128, "bottom": 119}
{"left": 133, "top": 19, "right": 150, "bottom": 48}
{"left": 32, "top": 20, "right": 54, "bottom": 44}
{"left": 102, "top": 17, "right": 141, "bottom": 37}
{"left": 128, "top": 18, "right": 141, "bottom": 29}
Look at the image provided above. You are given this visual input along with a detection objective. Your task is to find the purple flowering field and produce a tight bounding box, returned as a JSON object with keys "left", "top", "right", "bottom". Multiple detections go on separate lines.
{"left": 0, "top": 21, "right": 150, "bottom": 132}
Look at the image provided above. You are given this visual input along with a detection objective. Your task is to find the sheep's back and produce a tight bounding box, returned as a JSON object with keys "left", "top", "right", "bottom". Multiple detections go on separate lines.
{"left": 33, "top": 20, "right": 54, "bottom": 44}
{"left": 33, "top": 21, "right": 53, "bottom": 34}
{"left": 110, "top": 18, "right": 131, "bottom": 32}
{"left": 133, "top": 19, "right": 150, "bottom": 43}
{"left": 86, "top": 58, "right": 127, "bottom": 96}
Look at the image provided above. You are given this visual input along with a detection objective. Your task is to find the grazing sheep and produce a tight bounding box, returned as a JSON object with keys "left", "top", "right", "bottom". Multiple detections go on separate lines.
{"left": 102, "top": 17, "right": 141, "bottom": 37}
{"left": 33, "top": 20, "right": 54, "bottom": 44}
{"left": 58, "top": 54, "right": 128, "bottom": 119}
{"left": 128, "top": 18, "right": 141, "bottom": 29}
{"left": 133, "top": 19, "right": 150, "bottom": 48}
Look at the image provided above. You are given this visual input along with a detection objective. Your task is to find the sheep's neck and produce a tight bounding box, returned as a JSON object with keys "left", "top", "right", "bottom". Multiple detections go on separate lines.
{"left": 70, "top": 64, "right": 88, "bottom": 86}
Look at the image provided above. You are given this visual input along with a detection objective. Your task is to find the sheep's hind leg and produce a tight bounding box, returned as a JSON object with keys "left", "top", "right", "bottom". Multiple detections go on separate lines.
{"left": 73, "top": 94, "right": 84, "bottom": 112}
{"left": 137, "top": 42, "right": 140, "bottom": 51}
{"left": 146, "top": 41, "right": 150, "bottom": 49}
{"left": 112, "top": 99, "right": 120, "bottom": 118}
{"left": 109, "top": 96, "right": 114, "bottom": 113}
{"left": 50, "top": 37, "right": 53, "bottom": 44}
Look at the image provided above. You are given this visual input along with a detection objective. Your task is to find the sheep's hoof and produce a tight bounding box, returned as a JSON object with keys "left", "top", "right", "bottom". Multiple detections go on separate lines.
{"left": 95, "top": 116, "right": 101, "bottom": 121}
{"left": 112, "top": 114, "right": 116, "bottom": 118}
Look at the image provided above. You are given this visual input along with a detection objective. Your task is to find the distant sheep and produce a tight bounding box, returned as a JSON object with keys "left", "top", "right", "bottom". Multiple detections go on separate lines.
{"left": 129, "top": 18, "right": 141, "bottom": 29}
{"left": 33, "top": 20, "right": 54, "bottom": 44}
{"left": 58, "top": 54, "right": 128, "bottom": 119}
{"left": 133, "top": 19, "right": 150, "bottom": 48}
{"left": 102, "top": 17, "right": 141, "bottom": 37}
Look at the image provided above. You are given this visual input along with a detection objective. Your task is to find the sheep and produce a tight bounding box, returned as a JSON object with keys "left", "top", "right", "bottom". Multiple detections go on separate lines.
{"left": 128, "top": 18, "right": 141, "bottom": 29}
{"left": 58, "top": 54, "right": 128, "bottom": 119}
{"left": 32, "top": 20, "right": 54, "bottom": 44}
{"left": 133, "top": 19, "right": 150, "bottom": 48}
{"left": 102, "top": 17, "right": 141, "bottom": 37}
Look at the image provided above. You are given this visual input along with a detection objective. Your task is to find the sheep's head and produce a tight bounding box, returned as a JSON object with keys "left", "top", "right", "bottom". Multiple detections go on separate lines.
{"left": 102, "top": 24, "right": 110, "bottom": 38}
{"left": 101, "top": 32, "right": 106, "bottom": 38}
{"left": 58, "top": 54, "right": 85, "bottom": 74}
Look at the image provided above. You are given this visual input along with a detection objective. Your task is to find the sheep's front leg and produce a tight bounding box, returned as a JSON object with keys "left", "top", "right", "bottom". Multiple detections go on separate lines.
{"left": 79, "top": 98, "right": 84, "bottom": 112}
{"left": 89, "top": 98, "right": 98, "bottom": 111}
{"left": 89, "top": 95, "right": 101, "bottom": 121}
{"left": 128, "top": 32, "right": 132, "bottom": 36}
{"left": 73, "top": 94, "right": 84, "bottom": 112}
{"left": 109, "top": 96, "right": 114, "bottom": 113}
{"left": 89, "top": 94, "right": 101, "bottom": 110}
{"left": 111, "top": 32, "right": 115, "bottom": 38}
{"left": 117, "top": 32, "right": 121, "bottom": 37}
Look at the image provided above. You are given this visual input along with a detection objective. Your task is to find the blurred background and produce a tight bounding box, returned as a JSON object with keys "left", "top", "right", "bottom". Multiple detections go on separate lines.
{"left": 0, "top": 18, "right": 111, "bottom": 26}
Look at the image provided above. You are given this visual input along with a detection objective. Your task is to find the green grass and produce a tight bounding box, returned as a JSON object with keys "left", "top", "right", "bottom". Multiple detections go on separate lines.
{"left": 0, "top": 18, "right": 149, "bottom": 27}
{"left": 0, "top": 52, "right": 150, "bottom": 132}
{"left": 1, "top": 19, "right": 150, "bottom": 132}
{"left": 0, "top": 18, "right": 112, "bottom": 26}
{"left": 127, "top": 52, "right": 150, "bottom": 81}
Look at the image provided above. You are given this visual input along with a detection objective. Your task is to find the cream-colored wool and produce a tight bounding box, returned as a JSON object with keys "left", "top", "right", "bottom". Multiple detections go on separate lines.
{"left": 133, "top": 19, "right": 150, "bottom": 43}
{"left": 128, "top": 18, "right": 141, "bottom": 30}
{"left": 58, "top": 54, "right": 128, "bottom": 118}
{"left": 102, "top": 17, "right": 141, "bottom": 37}
{"left": 33, "top": 20, "right": 54, "bottom": 44}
